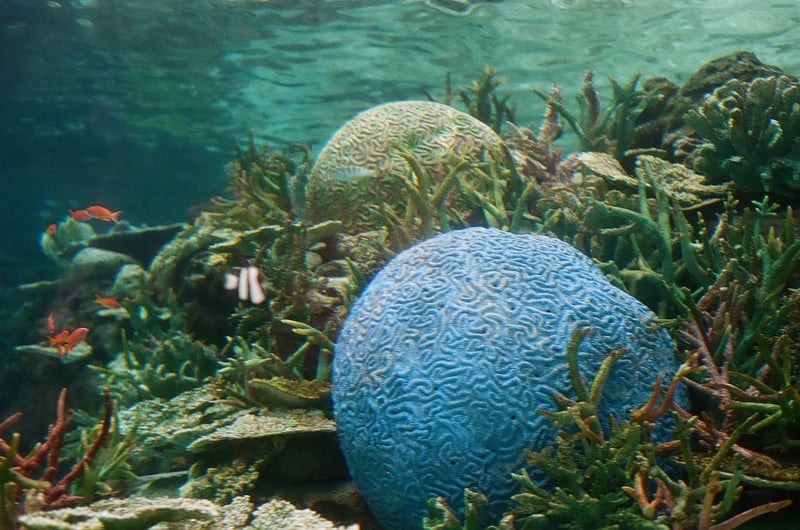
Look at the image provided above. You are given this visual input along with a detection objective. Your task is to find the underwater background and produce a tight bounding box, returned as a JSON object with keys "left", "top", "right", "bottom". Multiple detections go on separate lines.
{"left": 3, "top": 0, "right": 799, "bottom": 287}
{"left": 3, "top": 0, "right": 800, "bottom": 529}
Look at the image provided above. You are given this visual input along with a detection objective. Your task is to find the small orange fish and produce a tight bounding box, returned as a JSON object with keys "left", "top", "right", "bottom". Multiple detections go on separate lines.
{"left": 69, "top": 209, "right": 93, "bottom": 222}
{"left": 46, "top": 223, "right": 57, "bottom": 236}
{"left": 85, "top": 205, "right": 122, "bottom": 223}
{"left": 95, "top": 295, "right": 121, "bottom": 309}
{"left": 48, "top": 326, "right": 90, "bottom": 358}
{"left": 48, "top": 329, "right": 70, "bottom": 348}
{"left": 47, "top": 312, "right": 56, "bottom": 335}
{"left": 49, "top": 327, "right": 90, "bottom": 358}
{"left": 64, "top": 327, "right": 90, "bottom": 355}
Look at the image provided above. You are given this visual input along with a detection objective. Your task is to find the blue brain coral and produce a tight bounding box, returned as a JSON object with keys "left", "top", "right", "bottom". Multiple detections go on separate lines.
{"left": 333, "top": 227, "right": 683, "bottom": 530}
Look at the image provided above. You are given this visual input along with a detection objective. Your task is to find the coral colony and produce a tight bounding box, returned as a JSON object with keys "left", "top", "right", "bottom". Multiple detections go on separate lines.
{"left": 332, "top": 227, "right": 685, "bottom": 529}
{"left": 6, "top": 51, "right": 800, "bottom": 529}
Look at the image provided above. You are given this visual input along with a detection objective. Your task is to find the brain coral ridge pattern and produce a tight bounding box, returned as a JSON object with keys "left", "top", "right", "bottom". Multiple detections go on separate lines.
{"left": 332, "top": 227, "right": 684, "bottom": 530}
{"left": 310, "top": 100, "right": 504, "bottom": 181}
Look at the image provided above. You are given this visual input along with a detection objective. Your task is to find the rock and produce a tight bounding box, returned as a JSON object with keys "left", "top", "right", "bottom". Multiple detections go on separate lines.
{"left": 112, "top": 263, "right": 149, "bottom": 296}
{"left": 68, "top": 247, "right": 136, "bottom": 282}
{"left": 89, "top": 223, "right": 185, "bottom": 267}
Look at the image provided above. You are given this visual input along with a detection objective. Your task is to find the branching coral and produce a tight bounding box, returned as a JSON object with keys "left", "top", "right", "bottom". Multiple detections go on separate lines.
{"left": 420, "top": 328, "right": 790, "bottom": 529}
{"left": 510, "top": 330, "right": 790, "bottom": 530}
{"left": 92, "top": 329, "right": 220, "bottom": 403}
{"left": 504, "top": 83, "right": 565, "bottom": 185}
{"left": 214, "top": 131, "right": 311, "bottom": 225}
{"left": 424, "top": 66, "right": 517, "bottom": 134}
{"left": 0, "top": 389, "right": 113, "bottom": 529}
{"left": 532, "top": 152, "right": 724, "bottom": 316}
{"left": 457, "top": 66, "right": 517, "bottom": 134}
{"left": 685, "top": 75, "right": 800, "bottom": 196}
{"left": 424, "top": 489, "right": 515, "bottom": 530}
{"left": 307, "top": 100, "right": 507, "bottom": 236}
{"left": 669, "top": 201, "right": 800, "bottom": 489}
{"left": 534, "top": 71, "right": 663, "bottom": 163}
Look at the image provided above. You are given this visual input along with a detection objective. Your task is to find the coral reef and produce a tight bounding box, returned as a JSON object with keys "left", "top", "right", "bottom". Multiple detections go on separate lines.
{"left": 14, "top": 50, "right": 800, "bottom": 530}
{"left": 685, "top": 75, "right": 800, "bottom": 195}
{"left": 333, "top": 227, "right": 685, "bottom": 530}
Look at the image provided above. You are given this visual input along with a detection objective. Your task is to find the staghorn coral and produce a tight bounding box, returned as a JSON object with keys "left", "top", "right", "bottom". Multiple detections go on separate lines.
{"left": 214, "top": 132, "right": 311, "bottom": 226}
{"left": 332, "top": 227, "right": 685, "bottom": 530}
{"left": 685, "top": 75, "right": 800, "bottom": 196}
{"left": 421, "top": 333, "right": 793, "bottom": 530}
{"left": 509, "top": 333, "right": 791, "bottom": 530}
{"left": 534, "top": 71, "right": 663, "bottom": 164}
{"left": 456, "top": 66, "right": 517, "bottom": 134}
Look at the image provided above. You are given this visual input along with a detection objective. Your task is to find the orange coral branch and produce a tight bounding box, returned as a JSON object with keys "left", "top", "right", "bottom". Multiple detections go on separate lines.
{"left": 622, "top": 469, "right": 663, "bottom": 519}
{"left": 0, "top": 387, "right": 115, "bottom": 519}
{"left": 44, "top": 388, "right": 113, "bottom": 509}
{"left": 708, "top": 499, "right": 793, "bottom": 530}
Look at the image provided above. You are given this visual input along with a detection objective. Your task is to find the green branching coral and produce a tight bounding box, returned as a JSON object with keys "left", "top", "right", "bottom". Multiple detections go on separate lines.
{"left": 457, "top": 66, "right": 517, "bottom": 134}
{"left": 217, "top": 322, "right": 334, "bottom": 409}
{"left": 686, "top": 75, "right": 800, "bottom": 196}
{"left": 508, "top": 330, "right": 790, "bottom": 530}
{"left": 373, "top": 147, "right": 534, "bottom": 249}
{"left": 420, "top": 329, "right": 790, "bottom": 529}
{"left": 533, "top": 153, "right": 720, "bottom": 316}
{"left": 424, "top": 489, "right": 515, "bottom": 530}
{"left": 526, "top": 145, "right": 800, "bottom": 512}
{"left": 534, "top": 71, "right": 662, "bottom": 163}
{"left": 214, "top": 131, "right": 311, "bottom": 225}
{"left": 509, "top": 328, "right": 677, "bottom": 530}
{"left": 92, "top": 327, "right": 220, "bottom": 403}
{"left": 424, "top": 66, "right": 517, "bottom": 134}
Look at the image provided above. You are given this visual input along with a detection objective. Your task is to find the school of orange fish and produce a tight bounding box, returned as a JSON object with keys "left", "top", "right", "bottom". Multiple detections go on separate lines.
{"left": 44, "top": 205, "right": 123, "bottom": 359}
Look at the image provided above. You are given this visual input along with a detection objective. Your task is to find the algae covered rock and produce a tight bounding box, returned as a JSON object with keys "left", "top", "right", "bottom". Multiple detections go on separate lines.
{"left": 332, "top": 227, "right": 684, "bottom": 530}
{"left": 17, "top": 496, "right": 219, "bottom": 529}
{"left": 307, "top": 100, "right": 504, "bottom": 231}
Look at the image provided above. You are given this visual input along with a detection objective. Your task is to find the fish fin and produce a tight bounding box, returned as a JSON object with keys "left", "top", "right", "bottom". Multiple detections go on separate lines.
{"left": 224, "top": 272, "right": 239, "bottom": 290}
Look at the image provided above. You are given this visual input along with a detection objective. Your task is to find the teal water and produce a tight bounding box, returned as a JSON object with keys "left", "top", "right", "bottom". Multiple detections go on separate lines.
{"left": 3, "top": 0, "right": 798, "bottom": 279}
{"left": 2, "top": 1, "right": 800, "bottom": 526}
{"left": 2, "top": 0, "right": 798, "bottom": 229}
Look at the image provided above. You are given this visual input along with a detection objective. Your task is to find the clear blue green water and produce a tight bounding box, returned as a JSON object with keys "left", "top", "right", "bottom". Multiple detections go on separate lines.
{"left": 3, "top": 0, "right": 799, "bottom": 250}
{"left": 2, "top": 1, "right": 800, "bottom": 526}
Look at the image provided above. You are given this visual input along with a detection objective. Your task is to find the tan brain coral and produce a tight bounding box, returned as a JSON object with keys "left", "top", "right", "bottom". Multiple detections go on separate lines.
{"left": 307, "top": 100, "right": 504, "bottom": 231}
